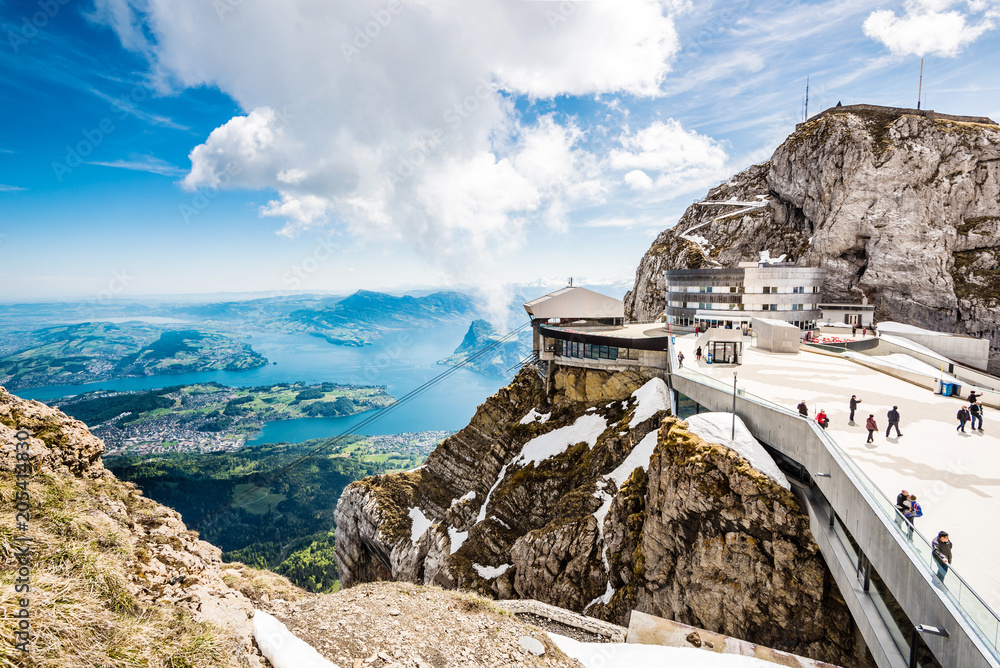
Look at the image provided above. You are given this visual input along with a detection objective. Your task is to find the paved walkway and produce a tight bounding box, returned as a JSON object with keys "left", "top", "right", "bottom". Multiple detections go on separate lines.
{"left": 673, "top": 334, "right": 1000, "bottom": 614}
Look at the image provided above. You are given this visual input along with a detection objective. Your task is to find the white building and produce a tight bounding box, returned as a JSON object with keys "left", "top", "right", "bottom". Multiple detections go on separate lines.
{"left": 664, "top": 263, "right": 826, "bottom": 332}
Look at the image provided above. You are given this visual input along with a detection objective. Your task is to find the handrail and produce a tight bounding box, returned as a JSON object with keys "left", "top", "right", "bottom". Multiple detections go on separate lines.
{"left": 674, "top": 364, "right": 1000, "bottom": 660}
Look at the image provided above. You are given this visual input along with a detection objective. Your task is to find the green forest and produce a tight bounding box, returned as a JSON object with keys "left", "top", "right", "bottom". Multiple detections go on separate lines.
{"left": 106, "top": 435, "right": 425, "bottom": 592}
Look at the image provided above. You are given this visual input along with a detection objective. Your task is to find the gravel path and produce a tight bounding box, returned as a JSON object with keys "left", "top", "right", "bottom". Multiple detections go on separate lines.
{"left": 265, "top": 582, "right": 584, "bottom": 668}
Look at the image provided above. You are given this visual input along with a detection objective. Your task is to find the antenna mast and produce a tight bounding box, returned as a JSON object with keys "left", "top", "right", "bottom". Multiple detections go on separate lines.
{"left": 803, "top": 75, "right": 810, "bottom": 121}
{"left": 917, "top": 58, "right": 924, "bottom": 110}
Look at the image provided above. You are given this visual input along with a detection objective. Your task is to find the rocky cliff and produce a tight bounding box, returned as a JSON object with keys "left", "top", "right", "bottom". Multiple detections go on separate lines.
{"left": 334, "top": 366, "right": 872, "bottom": 667}
{"left": 0, "top": 387, "right": 301, "bottom": 667}
{"left": 624, "top": 105, "right": 1000, "bottom": 372}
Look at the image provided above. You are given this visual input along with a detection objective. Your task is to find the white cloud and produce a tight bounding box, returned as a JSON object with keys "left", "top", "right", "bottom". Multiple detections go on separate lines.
{"left": 610, "top": 119, "right": 728, "bottom": 190}
{"left": 93, "top": 0, "right": 705, "bottom": 285}
{"left": 0, "top": 184, "right": 25, "bottom": 192}
{"left": 89, "top": 155, "right": 185, "bottom": 176}
{"left": 864, "top": 0, "right": 998, "bottom": 57}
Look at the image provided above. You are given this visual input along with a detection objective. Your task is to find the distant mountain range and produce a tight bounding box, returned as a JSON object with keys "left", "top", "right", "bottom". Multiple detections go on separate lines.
{"left": 437, "top": 319, "right": 532, "bottom": 377}
{"left": 290, "top": 290, "right": 479, "bottom": 346}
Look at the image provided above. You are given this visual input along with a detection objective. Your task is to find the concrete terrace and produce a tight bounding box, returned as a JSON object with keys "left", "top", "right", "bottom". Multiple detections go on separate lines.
{"left": 673, "top": 332, "right": 1000, "bottom": 614}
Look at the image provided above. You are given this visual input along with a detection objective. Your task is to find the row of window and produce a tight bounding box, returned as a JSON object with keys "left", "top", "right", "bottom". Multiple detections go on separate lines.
{"left": 671, "top": 302, "right": 818, "bottom": 311}
{"left": 559, "top": 340, "right": 619, "bottom": 361}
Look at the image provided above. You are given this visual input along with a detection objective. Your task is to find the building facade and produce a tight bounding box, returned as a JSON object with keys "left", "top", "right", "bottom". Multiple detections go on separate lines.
{"left": 664, "top": 264, "right": 826, "bottom": 331}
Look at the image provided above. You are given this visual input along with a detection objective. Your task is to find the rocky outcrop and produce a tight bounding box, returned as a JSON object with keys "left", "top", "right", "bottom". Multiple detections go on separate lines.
{"left": 334, "top": 368, "right": 872, "bottom": 667}
{"left": 624, "top": 105, "right": 1000, "bottom": 372}
{"left": 0, "top": 387, "right": 301, "bottom": 666}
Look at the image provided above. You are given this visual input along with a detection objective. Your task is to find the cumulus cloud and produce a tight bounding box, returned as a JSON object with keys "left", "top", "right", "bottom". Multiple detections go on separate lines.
{"left": 92, "top": 0, "right": 710, "bottom": 285}
{"left": 610, "top": 120, "right": 728, "bottom": 192}
{"left": 864, "top": 0, "right": 998, "bottom": 56}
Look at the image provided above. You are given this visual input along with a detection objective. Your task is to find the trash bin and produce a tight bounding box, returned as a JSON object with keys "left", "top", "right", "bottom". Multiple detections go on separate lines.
{"left": 941, "top": 382, "right": 953, "bottom": 396}
{"left": 706, "top": 353, "right": 713, "bottom": 364}
{"left": 951, "top": 384, "right": 962, "bottom": 397}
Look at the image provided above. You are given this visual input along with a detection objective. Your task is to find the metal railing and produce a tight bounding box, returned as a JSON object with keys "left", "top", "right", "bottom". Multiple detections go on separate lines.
{"left": 674, "top": 364, "right": 1000, "bottom": 661}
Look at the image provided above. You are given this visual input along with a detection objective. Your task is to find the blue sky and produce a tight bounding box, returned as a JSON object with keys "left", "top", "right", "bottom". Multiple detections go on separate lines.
{"left": 2, "top": 0, "right": 998, "bottom": 303}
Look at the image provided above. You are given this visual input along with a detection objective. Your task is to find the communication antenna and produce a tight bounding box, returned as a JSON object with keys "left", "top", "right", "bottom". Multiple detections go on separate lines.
{"left": 802, "top": 75, "right": 810, "bottom": 121}
{"left": 917, "top": 58, "right": 924, "bottom": 110}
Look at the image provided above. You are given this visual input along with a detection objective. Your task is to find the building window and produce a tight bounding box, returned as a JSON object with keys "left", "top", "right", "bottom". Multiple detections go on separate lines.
{"left": 763, "top": 286, "right": 774, "bottom": 294}
{"left": 793, "top": 286, "right": 804, "bottom": 294}
{"left": 792, "top": 303, "right": 802, "bottom": 311}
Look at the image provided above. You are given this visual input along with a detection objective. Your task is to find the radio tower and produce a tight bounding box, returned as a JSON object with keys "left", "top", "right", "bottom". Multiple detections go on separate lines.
{"left": 803, "top": 75, "right": 810, "bottom": 122}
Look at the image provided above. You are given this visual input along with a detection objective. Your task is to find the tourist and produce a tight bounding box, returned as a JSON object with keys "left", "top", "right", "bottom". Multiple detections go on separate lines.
{"left": 903, "top": 494, "right": 922, "bottom": 539}
{"left": 677, "top": 351, "right": 684, "bottom": 367}
{"left": 852, "top": 324, "right": 858, "bottom": 337}
{"left": 696, "top": 346, "right": 702, "bottom": 361}
{"left": 797, "top": 400, "right": 809, "bottom": 417}
{"left": 865, "top": 414, "right": 877, "bottom": 443}
{"left": 968, "top": 390, "right": 980, "bottom": 404}
{"left": 932, "top": 531, "right": 952, "bottom": 580}
{"left": 894, "top": 489, "right": 909, "bottom": 528}
{"left": 886, "top": 405, "right": 902, "bottom": 437}
{"left": 862, "top": 326, "right": 867, "bottom": 337}
{"left": 969, "top": 400, "right": 984, "bottom": 432}
{"left": 849, "top": 394, "right": 862, "bottom": 423}
{"left": 956, "top": 406, "right": 970, "bottom": 433}
{"left": 816, "top": 409, "right": 829, "bottom": 429}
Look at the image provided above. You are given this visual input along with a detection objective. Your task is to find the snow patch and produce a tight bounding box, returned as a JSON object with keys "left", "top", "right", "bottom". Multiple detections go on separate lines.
{"left": 448, "top": 526, "right": 468, "bottom": 554}
{"left": 515, "top": 414, "right": 608, "bottom": 467}
{"left": 683, "top": 413, "right": 789, "bottom": 489}
{"left": 878, "top": 321, "right": 948, "bottom": 337}
{"left": 606, "top": 430, "right": 659, "bottom": 487}
{"left": 628, "top": 378, "right": 671, "bottom": 428}
{"left": 758, "top": 250, "right": 786, "bottom": 264}
{"left": 548, "top": 633, "right": 778, "bottom": 667}
{"left": 586, "top": 406, "right": 597, "bottom": 412}
{"left": 473, "top": 563, "right": 511, "bottom": 579}
{"left": 476, "top": 463, "right": 510, "bottom": 523}
{"left": 450, "top": 490, "right": 476, "bottom": 508}
{"left": 408, "top": 507, "right": 433, "bottom": 543}
{"left": 519, "top": 408, "right": 551, "bottom": 425}
{"left": 254, "top": 610, "right": 340, "bottom": 668}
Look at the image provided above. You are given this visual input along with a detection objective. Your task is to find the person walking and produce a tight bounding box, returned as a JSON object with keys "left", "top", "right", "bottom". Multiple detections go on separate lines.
{"left": 894, "top": 489, "right": 909, "bottom": 528}
{"left": 862, "top": 326, "right": 867, "bottom": 337}
{"left": 849, "top": 395, "right": 862, "bottom": 423}
{"left": 886, "top": 405, "right": 902, "bottom": 437}
{"left": 968, "top": 390, "right": 980, "bottom": 404}
{"left": 851, "top": 323, "right": 858, "bottom": 337}
{"left": 797, "top": 400, "right": 809, "bottom": 417}
{"left": 677, "top": 351, "right": 684, "bottom": 368}
{"left": 903, "top": 494, "right": 922, "bottom": 540}
{"left": 969, "top": 400, "right": 984, "bottom": 432}
{"left": 957, "top": 406, "right": 970, "bottom": 433}
{"left": 932, "top": 531, "right": 952, "bottom": 580}
{"left": 865, "top": 414, "right": 877, "bottom": 443}
{"left": 695, "top": 346, "right": 702, "bottom": 361}
{"left": 816, "top": 409, "right": 829, "bottom": 429}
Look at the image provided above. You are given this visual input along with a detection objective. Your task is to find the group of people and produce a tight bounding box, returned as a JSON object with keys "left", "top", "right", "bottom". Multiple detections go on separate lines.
{"left": 895, "top": 489, "right": 953, "bottom": 580}
{"left": 798, "top": 389, "right": 988, "bottom": 443}
{"left": 850, "top": 323, "right": 875, "bottom": 338}
{"left": 956, "top": 390, "right": 986, "bottom": 433}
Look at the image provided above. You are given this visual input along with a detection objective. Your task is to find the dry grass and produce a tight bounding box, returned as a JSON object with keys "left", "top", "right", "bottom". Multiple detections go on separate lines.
{"left": 0, "top": 472, "right": 252, "bottom": 668}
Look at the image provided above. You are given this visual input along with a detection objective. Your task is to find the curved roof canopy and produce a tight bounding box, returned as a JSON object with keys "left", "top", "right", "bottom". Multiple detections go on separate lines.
{"left": 523, "top": 286, "right": 625, "bottom": 320}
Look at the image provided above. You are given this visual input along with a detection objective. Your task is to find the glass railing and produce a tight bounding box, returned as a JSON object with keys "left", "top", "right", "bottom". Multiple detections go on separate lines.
{"left": 674, "top": 365, "right": 1000, "bottom": 658}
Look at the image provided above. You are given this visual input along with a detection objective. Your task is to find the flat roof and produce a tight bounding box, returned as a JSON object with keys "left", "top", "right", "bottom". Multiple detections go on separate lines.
{"left": 543, "top": 323, "right": 669, "bottom": 340}
{"left": 673, "top": 333, "right": 1000, "bottom": 613}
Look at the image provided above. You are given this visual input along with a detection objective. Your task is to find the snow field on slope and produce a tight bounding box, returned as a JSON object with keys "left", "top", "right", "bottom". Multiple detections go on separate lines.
{"left": 683, "top": 413, "right": 789, "bottom": 489}
{"left": 548, "top": 633, "right": 780, "bottom": 668}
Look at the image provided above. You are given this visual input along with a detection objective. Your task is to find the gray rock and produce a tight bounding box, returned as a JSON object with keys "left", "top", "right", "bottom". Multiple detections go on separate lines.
{"left": 518, "top": 635, "right": 545, "bottom": 656}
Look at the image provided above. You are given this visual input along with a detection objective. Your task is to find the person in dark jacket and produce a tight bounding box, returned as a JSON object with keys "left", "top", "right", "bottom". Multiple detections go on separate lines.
{"left": 957, "top": 406, "right": 970, "bottom": 433}
{"left": 849, "top": 395, "right": 861, "bottom": 423}
{"left": 695, "top": 346, "right": 702, "bottom": 361}
{"left": 865, "top": 414, "right": 877, "bottom": 443}
{"left": 968, "top": 390, "right": 980, "bottom": 404}
{"left": 886, "top": 406, "right": 902, "bottom": 437}
{"left": 932, "top": 531, "right": 952, "bottom": 580}
{"left": 894, "top": 489, "right": 909, "bottom": 527}
{"left": 797, "top": 400, "right": 809, "bottom": 417}
{"left": 969, "top": 400, "right": 983, "bottom": 432}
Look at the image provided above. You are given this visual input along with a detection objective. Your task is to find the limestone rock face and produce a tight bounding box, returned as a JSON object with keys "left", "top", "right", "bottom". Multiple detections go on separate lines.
{"left": 0, "top": 386, "right": 301, "bottom": 666}
{"left": 624, "top": 107, "right": 1000, "bottom": 371}
{"left": 334, "top": 368, "right": 872, "bottom": 667}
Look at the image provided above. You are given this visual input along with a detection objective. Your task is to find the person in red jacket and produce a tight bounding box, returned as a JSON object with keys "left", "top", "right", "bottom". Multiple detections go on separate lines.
{"left": 866, "top": 414, "right": 878, "bottom": 443}
{"left": 816, "top": 409, "right": 829, "bottom": 429}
